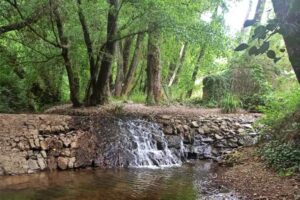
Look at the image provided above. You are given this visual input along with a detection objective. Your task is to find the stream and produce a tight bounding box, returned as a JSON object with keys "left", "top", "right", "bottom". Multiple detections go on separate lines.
{"left": 0, "top": 160, "right": 238, "bottom": 200}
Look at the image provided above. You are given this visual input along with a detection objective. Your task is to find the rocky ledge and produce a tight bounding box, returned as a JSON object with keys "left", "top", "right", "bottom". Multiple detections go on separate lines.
{"left": 0, "top": 113, "right": 260, "bottom": 176}
{"left": 156, "top": 114, "right": 259, "bottom": 160}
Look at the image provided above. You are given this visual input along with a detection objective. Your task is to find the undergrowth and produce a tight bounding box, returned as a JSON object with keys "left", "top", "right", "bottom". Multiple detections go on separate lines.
{"left": 258, "top": 86, "right": 300, "bottom": 175}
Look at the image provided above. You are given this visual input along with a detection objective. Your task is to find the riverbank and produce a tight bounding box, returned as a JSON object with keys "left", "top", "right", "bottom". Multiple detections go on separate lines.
{"left": 215, "top": 147, "right": 300, "bottom": 200}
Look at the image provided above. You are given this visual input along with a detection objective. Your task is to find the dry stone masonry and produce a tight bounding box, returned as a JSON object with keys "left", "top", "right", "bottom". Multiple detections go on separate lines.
{"left": 0, "top": 113, "right": 260, "bottom": 176}
{"left": 156, "top": 114, "right": 259, "bottom": 160}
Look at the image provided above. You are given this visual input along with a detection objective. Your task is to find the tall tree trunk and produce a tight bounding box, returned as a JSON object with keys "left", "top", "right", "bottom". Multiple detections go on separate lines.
{"left": 146, "top": 27, "right": 162, "bottom": 105}
{"left": 168, "top": 42, "right": 188, "bottom": 87}
{"left": 272, "top": 0, "right": 300, "bottom": 83}
{"left": 76, "top": 0, "right": 96, "bottom": 103}
{"left": 114, "top": 41, "right": 124, "bottom": 96}
{"left": 122, "top": 36, "right": 133, "bottom": 77}
{"left": 53, "top": 6, "right": 81, "bottom": 107}
{"left": 85, "top": 44, "right": 106, "bottom": 104}
{"left": 89, "top": 0, "right": 119, "bottom": 105}
{"left": 186, "top": 46, "right": 206, "bottom": 98}
{"left": 122, "top": 33, "right": 145, "bottom": 96}
{"left": 254, "top": 0, "right": 266, "bottom": 22}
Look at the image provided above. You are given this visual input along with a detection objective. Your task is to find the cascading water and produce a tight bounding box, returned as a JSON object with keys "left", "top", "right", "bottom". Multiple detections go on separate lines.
{"left": 118, "top": 119, "right": 183, "bottom": 168}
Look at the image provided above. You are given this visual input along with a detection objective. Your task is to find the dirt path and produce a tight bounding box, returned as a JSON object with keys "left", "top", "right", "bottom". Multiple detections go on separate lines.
{"left": 215, "top": 148, "right": 300, "bottom": 200}
{"left": 45, "top": 103, "right": 257, "bottom": 118}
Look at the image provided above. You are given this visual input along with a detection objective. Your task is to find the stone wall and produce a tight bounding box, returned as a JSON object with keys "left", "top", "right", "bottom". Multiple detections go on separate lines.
{"left": 0, "top": 113, "right": 259, "bottom": 176}
{"left": 0, "top": 114, "right": 85, "bottom": 175}
{"left": 155, "top": 114, "right": 259, "bottom": 160}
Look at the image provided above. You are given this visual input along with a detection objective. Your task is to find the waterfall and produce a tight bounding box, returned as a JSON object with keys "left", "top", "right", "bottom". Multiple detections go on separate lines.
{"left": 118, "top": 119, "right": 182, "bottom": 168}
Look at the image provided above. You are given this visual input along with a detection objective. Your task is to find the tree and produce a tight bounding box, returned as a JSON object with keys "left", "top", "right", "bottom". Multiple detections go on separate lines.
{"left": 53, "top": 4, "right": 81, "bottom": 107}
{"left": 122, "top": 33, "right": 145, "bottom": 96}
{"left": 88, "top": 0, "right": 120, "bottom": 105}
{"left": 271, "top": 0, "right": 300, "bottom": 83}
{"left": 168, "top": 42, "right": 188, "bottom": 87}
{"left": 146, "top": 24, "right": 162, "bottom": 105}
{"left": 186, "top": 45, "right": 206, "bottom": 98}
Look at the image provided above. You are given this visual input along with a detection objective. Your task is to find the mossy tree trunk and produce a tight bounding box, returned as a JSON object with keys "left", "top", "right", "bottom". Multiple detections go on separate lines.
{"left": 146, "top": 26, "right": 162, "bottom": 105}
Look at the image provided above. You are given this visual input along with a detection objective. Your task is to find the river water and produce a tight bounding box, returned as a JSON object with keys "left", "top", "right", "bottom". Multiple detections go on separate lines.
{"left": 0, "top": 161, "right": 238, "bottom": 200}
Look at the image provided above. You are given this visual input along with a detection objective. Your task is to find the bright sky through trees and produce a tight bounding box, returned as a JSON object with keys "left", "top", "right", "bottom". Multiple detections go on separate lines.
{"left": 225, "top": 0, "right": 259, "bottom": 34}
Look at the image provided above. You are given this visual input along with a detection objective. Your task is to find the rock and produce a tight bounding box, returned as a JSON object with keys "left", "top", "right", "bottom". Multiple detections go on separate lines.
{"left": 41, "top": 150, "right": 47, "bottom": 158}
{"left": 249, "top": 132, "right": 258, "bottom": 137}
{"left": 17, "top": 142, "right": 26, "bottom": 151}
{"left": 57, "top": 157, "right": 69, "bottom": 170}
{"left": 160, "top": 115, "right": 172, "bottom": 120}
{"left": 197, "top": 128, "right": 204, "bottom": 134}
{"left": 0, "top": 166, "right": 5, "bottom": 176}
{"left": 201, "top": 137, "right": 214, "bottom": 143}
{"left": 203, "top": 125, "right": 210, "bottom": 134}
{"left": 166, "top": 136, "right": 182, "bottom": 149}
{"left": 27, "top": 150, "right": 34, "bottom": 158}
{"left": 214, "top": 134, "right": 223, "bottom": 140}
{"left": 183, "top": 125, "right": 189, "bottom": 131}
{"left": 211, "top": 125, "right": 220, "bottom": 132}
{"left": 29, "top": 129, "right": 39, "bottom": 136}
{"left": 28, "top": 159, "right": 39, "bottom": 171}
{"left": 61, "top": 149, "right": 71, "bottom": 157}
{"left": 68, "top": 157, "right": 76, "bottom": 169}
{"left": 10, "top": 142, "right": 16, "bottom": 148}
{"left": 34, "top": 139, "right": 40, "bottom": 148}
{"left": 37, "top": 157, "right": 46, "bottom": 170}
{"left": 61, "top": 137, "right": 71, "bottom": 147}
{"left": 70, "top": 141, "right": 79, "bottom": 149}
{"left": 164, "top": 126, "right": 174, "bottom": 135}
{"left": 40, "top": 141, "right": 48, "bottom": 150}
{"left": 47, "top": 156, "right": 57, "bottom": 170}
{"left": 176, "top": 125, "right": 184, "bottom": 134}
{"left": 29, "top": 139, "right": 36, "bottom": 149}
{"left": 237, "top": 128, "right": 246, "bottom": 134}
{"left": 191, "top": 121, "right": 199, "bottom": 128}
{"left": 238, "top": 136, "right": 257, "bottom": 147}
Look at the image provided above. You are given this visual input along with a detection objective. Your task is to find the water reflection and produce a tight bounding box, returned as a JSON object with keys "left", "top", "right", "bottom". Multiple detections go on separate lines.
{"left": 0, "top": 161, "right": 237, "bottom": 200}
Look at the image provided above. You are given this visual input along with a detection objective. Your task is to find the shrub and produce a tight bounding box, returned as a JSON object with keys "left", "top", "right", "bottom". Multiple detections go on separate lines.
{"left": 259, "top": 141, "right": 300, "bottom": 175}
{"left": 220, "top": 94, "right": 241, "bottom": 113}
{"left": 258, "top": 86, "right": 300, "bottom": 175}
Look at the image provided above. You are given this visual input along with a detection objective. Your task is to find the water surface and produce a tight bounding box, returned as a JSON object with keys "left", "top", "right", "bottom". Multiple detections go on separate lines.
{"left": 0, "top": 161, "right": 237, "bottom": 200}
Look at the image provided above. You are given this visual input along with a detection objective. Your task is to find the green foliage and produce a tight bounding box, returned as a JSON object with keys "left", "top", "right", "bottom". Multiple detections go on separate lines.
{"left": 220, "top": 93, "right": 241, "bottom": 113}
{"left": 258, "top": 85, "right": 300, "bottom": 175}
{"left": 259, "top": 141, "right": 300, "bottom": 175}
{"left": 260, "top": 82, "right": 300, "bottom": 137}
{"left": 202, "top": 74, "right": 229, "bottom": 102}
{"left": 0, "top": 73, "right": 29, "bottom": 113}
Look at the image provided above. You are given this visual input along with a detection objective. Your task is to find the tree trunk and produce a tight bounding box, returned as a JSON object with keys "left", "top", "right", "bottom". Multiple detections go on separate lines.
{"left": 76, "top": 0, "right": 97, "bottom": 102}
{"left": 186, "top": 46, "right": 206, "bottom": 98}
{"left": 122, "top": 33, "right": 145, "bottom": 96}
{"left": 146, "top": 27, "right": 162, "bottom": 105}
{"left": 53, "top": 6, "right": 81, "bottom": 107}
{"left": 122, "top": 36, "right": 133, "bottom": 77}
{"left": 168, "top": 42, "right": 188, "bottom": 87}
{"left": 272, "top": 0, "right": 300, "bottom": 83}
{"left": 114, "top": 41, "right": 124, "bottom": 96}
{"left": 89, "top": 0, "right": 119, "bottom": 105}
{"left": 254, "top": 0, "right": 266, "bottom": 22}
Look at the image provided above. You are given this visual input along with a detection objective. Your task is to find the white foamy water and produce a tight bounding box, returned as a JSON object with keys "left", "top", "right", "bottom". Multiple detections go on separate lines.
{"left": 118, "top": 119, "right": 182, "bottom": 168}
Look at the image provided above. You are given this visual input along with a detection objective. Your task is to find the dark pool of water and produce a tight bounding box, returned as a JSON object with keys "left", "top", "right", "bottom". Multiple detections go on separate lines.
{"left": 0, "top": 161, "right": 238, "bottom": 200}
